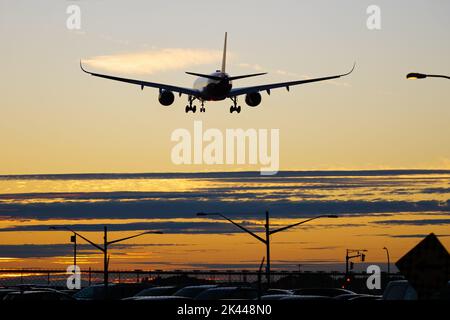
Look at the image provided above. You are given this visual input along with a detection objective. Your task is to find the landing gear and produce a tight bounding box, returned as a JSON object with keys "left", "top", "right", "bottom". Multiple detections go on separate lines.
{"left": 185, "top": 96, "right": 197, "bottom": 113}
{"left": 230, "top": 105, "right": 241, "bottom": 113}
{"left": 229, "top": 96, "right": 241, "bottom": 113}
{"left": 200, "top": 101, "right": 206, "bottom": 113}
{"left": 186, "top": 105, "right": 197, "bottom": 113}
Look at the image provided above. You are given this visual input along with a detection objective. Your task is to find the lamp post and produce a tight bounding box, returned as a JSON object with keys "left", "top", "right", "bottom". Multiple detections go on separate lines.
{"left": 49, "top": 226, "right": 162, "bottom": 294}
{"left": 70, "top": 233, "right": 77, "bottom": 269}
{"left": 345, "top": 249, "right": 368, "bottom": 275}
{"left": 407, "top": 72, "right": 450, "bottom": 80}
{"left": 383, "top": 246, "right": 390, "bottom": 278}
{"left": 197, "top": 211, "right": 338, "bottom": 287}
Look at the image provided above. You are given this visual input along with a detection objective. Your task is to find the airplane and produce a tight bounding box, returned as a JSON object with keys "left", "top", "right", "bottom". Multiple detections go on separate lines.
{"left": 80, "top": 32, "right": 355, "bottom": 114}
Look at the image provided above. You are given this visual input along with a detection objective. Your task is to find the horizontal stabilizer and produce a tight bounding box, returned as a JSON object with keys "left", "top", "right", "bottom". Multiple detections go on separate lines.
{"left": 185, "top": 72, "right": 224, "bottom": 81}
{"left": 186, "top": 71, "right": 267, "bottom": 81}
{"left": 228, "top": 72, "right": 267, "bottom": 81}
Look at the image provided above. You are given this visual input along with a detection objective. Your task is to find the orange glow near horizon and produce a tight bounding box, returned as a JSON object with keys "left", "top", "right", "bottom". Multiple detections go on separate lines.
{"left": 0, "top": 173, "right": 449, "bottom": 272}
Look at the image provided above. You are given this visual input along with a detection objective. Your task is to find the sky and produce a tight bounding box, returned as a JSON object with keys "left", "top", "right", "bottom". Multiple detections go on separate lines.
{"left": 1, "top": 0, "right": 450, "bottom": 174}
{"left": 0, "top": 1, "right": 449, "bottom": 276}
{"left": 0, "top": 171, "right": 449, "bottom": 272}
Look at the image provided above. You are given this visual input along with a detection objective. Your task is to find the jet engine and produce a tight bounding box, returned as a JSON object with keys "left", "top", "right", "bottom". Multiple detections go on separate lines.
{"left": 245, "top": 92, "right": 262, "bottom": 107}
{"left": 158, "top": 90, "right": 175, "bottom": 106}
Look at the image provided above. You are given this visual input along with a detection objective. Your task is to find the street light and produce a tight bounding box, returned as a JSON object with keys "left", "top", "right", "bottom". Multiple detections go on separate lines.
{"left": 407, "top": 72, "right": 450, "bottom": 80}
{"left": 49, "top": 226, "right": 163, "bottom": 293}
{"left": 49, "top": 226, "right": 78, "bottom": 270}
{"left": 383, "top": 246, "right": 390, "bottom": 278}
{"left": 197, "top": 211, "right": 338, "bottom": 286}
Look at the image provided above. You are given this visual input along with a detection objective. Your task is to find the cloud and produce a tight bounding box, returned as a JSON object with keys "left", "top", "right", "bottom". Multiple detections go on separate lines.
{"left": 0, "top": 221, "right": 261, "bottom": 235}
{"left": 372, "top": 219, "right": 450, "bottom": 226}
{"left": 2, "top": 169, "right": 448, "bottom": 180}
{"left": 82, "top": 48, "right": 222, "bottom": 75}
{"left": 238, "top": 64, "right": 352, "bottom": 86}
{"left": 1, "top": 193, "right": 449, "bottom": 221}
{"left": 238, "top": 63, "right": 264, "bottom": 72}
{"left": 302, "top": 246, "right": 340, "bottom": 250}
{"left": 373, "top": 233, "right": 450, "bottom": 239}
{"left": 421, "top": 187, "right": 450, "bottom": 194}
{"left": 0, "top": 171, "right": 449, "bottom": 223}
{"left": 0, "top": 243, "right": 188, "bottom": 259}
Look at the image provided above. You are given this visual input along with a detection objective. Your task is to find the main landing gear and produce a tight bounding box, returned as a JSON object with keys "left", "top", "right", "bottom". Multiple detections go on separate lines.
{"left": 185, "top": 97, "right": 206, "bottom": 113}
{"left": 185, "top": 96, "right": 197, "bottom": 113}
{"left": 229, "top": 96, "right": 241, "bottom": 113}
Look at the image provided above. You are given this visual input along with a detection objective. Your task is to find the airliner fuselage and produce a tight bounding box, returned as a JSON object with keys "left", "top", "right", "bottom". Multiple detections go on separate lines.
{"left": 193, "top": 71, "right": 233, "bottom": 101}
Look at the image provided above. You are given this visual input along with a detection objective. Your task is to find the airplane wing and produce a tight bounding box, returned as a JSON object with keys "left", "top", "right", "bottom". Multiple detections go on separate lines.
{"left": 80, "top": 62, "right": 200, "bottom": 97}
{"left": 228, "top": 64, "right": 355, "bottom": 97}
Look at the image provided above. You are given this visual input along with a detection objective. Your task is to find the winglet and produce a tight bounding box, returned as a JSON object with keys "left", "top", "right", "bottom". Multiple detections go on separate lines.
{"left": 342, "top": 62, "right": 356, "bottom": 77}
{"left": 80, "top": 60, "right": 90, "bottom": 74}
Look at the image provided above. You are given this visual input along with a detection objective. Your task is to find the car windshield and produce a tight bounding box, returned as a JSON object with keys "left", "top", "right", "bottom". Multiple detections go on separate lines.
{"left": 73, "top": 286, "right": 99, "bottom": 299}
{"left": 135, "top": 286, "right": 176, "bottom": 297}
{"left": 196, "top": 288, "right": 236, "bottom": 300}
{"left": 294, "top": 288, "right": 352, "bottom": 297}
{"left": 173, "top": 286, "right": 216, "bottom": 298}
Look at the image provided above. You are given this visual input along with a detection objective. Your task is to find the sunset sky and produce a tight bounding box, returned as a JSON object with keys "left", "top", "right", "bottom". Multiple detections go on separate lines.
{"left": 0, "top": 171, "right": 449, "bottom": 272}
{"left": 0, "top": 1, "right": 449, "bottom": 275}
{"left": 1, "top": 0, "right": 450, "bottom": 174}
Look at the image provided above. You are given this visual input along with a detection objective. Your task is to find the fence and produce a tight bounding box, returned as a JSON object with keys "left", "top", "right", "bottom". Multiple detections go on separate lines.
{"left": 0, "top": 269, "right": 400, "bottom": 294}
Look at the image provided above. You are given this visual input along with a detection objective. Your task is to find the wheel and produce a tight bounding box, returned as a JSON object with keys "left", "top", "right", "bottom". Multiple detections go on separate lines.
{"left": 185, "top": 105, "right": 189, "bottom": 113}
{"left": 237, "top": 106, "right": 241, "bottom": 113}
{"left": 192, "top": 105, "right": 197, "bottom": 113}
{"left": 230, "top": 106, "right": 234, "bottom": 113}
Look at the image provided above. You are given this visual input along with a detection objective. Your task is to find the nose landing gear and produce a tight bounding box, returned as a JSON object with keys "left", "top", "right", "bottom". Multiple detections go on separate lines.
{"left": 200, "top": 101, "right": 206, "bottom": 113}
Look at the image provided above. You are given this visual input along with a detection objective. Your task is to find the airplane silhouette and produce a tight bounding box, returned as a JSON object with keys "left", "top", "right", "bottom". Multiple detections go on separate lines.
{"left": 80, "top": 33, "right": 355, "bottom": 114}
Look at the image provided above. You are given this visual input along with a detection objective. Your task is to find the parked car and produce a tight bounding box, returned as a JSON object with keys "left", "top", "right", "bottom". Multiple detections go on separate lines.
{"left": 348, "top": 294, "right": 381, "bottom": 301}
{"left": 73, "top": 283, "right": 152, "bottom": 300}
{"left": 259, "top": 294, "right": 293, "bottom": 300}
{"left": 263, "top": 289, "right": 293, "bottom": 295}
{"left": 0, "top": 289, "right": 18, "bottom": 300}
{"left": 3, "top": 290, "right": 75, "bottom": 301}
{"left": 131, "top": 286, "right": 180, "bottom": 298}
{"left": 382, "top": 280, "right": 418, "bottom": 300}
{"left": 280, "top": 295, "right": 333, "bottom": 301}
{"left": 383, "top": 280, "right": 450, "bottom": 300}
{"left": 125, "top": 296, "right": 193, "bottom": 301}
{"left": 292, "top": 288, "right": 355, "bottom": 297}
{"left": 172, "top": 285, "right": 218, "bottom": 299}
{"left": 195, "top": 287, "right": 258, "bottom": 300}
{"left": 334, "top": 293, "right": 360, "bottom": 300}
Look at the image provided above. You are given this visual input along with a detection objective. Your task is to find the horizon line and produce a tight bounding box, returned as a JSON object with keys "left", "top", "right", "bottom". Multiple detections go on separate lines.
{"left": 1, "top": 168, "right": 450, "bottom": 180}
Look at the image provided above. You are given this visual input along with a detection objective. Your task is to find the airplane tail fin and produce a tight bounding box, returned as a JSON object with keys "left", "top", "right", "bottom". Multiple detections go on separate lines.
{"left": 221, "top": 32, "right": 227, "bottom": 73}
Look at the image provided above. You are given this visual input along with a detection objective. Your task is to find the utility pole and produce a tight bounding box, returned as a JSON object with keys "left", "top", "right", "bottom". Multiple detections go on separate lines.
{"left": 104, "top": 226, "right": 108, "bottom": 289}
{"left": 345, "top": 249, "right": 367, "bottom": 275}
{"left": 265, "top": 210, "right": 271, "bottom": 286}
{"left": 197, "top": 211, "right": 338, "bottom": 288}
{"left": 70, "top": 234, "right": 77, "bottom": 269}
{"left": 50, "top": 225, "right": 162, "bottom": 299}
{"left": 383, "top": 246, "right": 390, "bottom": 279}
